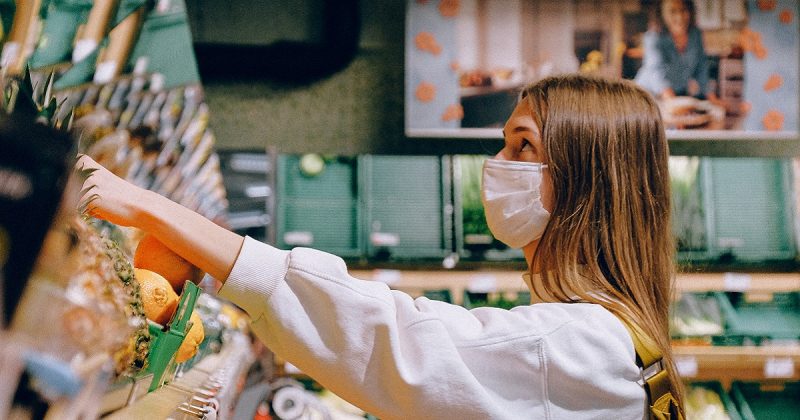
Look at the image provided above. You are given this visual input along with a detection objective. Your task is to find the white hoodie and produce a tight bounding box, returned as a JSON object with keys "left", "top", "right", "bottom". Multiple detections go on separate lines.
{"left": 219, "top": 237, "right": 647, "bottom": 419}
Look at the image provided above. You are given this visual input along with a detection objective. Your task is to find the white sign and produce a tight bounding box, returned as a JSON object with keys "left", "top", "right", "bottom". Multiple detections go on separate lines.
{"left": 764, "top": 357, "right": 795, "bottom": 378}
{"left": 675, "top": 356, "right": 698, "bottom": 378}
{"left": 723, "top": 272, "right": 751, "bottom": 292}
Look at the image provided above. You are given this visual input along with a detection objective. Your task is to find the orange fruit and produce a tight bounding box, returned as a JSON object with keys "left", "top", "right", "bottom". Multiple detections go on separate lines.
{"left": 134, "top": 234, "right": 200, "bottom": 293}
{"left": 175, "top": 311, "right": 205, "bottom": 363}
{"left": 134, "top": 268, "right": 179, "bottom": 326}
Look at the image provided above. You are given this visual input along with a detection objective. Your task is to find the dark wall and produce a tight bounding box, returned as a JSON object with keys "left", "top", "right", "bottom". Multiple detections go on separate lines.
{"left": 191, "top": 0, "right": 500, "bottom": 155}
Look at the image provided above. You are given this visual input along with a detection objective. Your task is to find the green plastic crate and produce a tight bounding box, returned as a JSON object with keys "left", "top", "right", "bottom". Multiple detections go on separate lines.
{"left": 453, "top": 155, "right": 523, "bottom": 261}
{"left": 362, "top": 155, "right": 452, "bottom": 259}
{"left": 731, "top": 382, "right": 800, "bottom": 420}
{"left": 670, "top": 292, "right": 726, "bottom": 344}
{"left": 685, "top": 381, "right": 742, "bottom": 420}
{"left": 276, "top": 155, "right": 363, "bottom": 257}
{"left": 715, "top": 291, "right": 800, "bottom": 345}
{"left": 28, "top": 0, "right": 94, "bottom": 69}
{"left": 143, "top": 281, "right": 200, "bottom": 392}
{"left": 422, "top": 289, "right": 453, "bottom": 303}
{"left": 670, "top": 156, "right": 710, "bottom": 261}
{"left": 704, "top": 158, "right": 795, "bottom": 262}
{"left": 126, "top": 0, "right": 199, "bottom": 88}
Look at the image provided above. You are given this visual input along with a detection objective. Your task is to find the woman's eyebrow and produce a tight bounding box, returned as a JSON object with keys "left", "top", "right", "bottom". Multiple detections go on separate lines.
{"left": 513, "top": 126, "right": 533, "bottom": 134}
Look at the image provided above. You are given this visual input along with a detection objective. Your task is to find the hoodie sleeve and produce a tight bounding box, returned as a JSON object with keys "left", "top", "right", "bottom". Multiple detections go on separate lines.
{"left": 218, "top": 237, "right": 644, "bottom": 420}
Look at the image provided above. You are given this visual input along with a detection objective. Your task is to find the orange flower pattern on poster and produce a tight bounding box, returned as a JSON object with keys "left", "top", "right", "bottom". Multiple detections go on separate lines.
{"left": 739, "top": 101, "right": 752, "bottom": 115}
{"left": 415, "top": 82, "right": 436, "bottom": 103}
{"left": 757, "top": 0, "right": 776, "bottom": 11}
{"left": 779, "top": 9, "right": 793, "bottom": 24}
{"left": 762, "top": 109, "right": 784, "bottom": 131}
{"left": 450, "top": 61, "right": 460, "bottom": 72}
{"left": 738, "top": 27, "right": 768, "bottom": 60}
{"left": 415, "top": 31, "right": 442, "bottom": 56}
{"left": 763, "top": 74, "right": 783, "bottom": 91}
{"left": 442, "top": 104, "right": 464, "bottom": 121}
{"left": 439, "top": 0, "right": 460, "bottom": 18}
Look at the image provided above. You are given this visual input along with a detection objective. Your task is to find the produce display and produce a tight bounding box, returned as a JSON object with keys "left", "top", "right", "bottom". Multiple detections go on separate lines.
{"left": 685, "top": 384, "right": 732, "bottom": 420}
{"left": 132, "top": 234, "right": 205, "bottom": 362}
{"left": 69, "top": 217, "right": 150, "bottom": 376}
{"left": 0, "top": 2, "right": 246, "bottom": 416}
{"left": 671, "top": 292, "right": 725, "bottom": 338}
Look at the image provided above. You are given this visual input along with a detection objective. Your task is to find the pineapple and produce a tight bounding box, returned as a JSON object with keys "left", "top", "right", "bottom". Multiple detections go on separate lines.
{"left": 68, "top": 216, "right": 150, "bottom": 376}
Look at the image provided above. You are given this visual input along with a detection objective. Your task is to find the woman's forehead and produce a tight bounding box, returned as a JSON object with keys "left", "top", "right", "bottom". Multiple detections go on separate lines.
{"left": 505, "top": 100, "right": 538, "bottom": 133}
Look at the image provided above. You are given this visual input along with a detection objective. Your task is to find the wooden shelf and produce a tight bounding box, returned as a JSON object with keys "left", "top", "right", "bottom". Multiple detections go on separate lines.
{"left": 350, "top": 269, "right": 800, "bottom": 299}
{"left": 673, "top": 345, "right": 800, "bottom": 387}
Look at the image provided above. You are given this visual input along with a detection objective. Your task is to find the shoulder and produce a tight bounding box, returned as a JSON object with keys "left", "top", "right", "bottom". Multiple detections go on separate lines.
{"left": 538, "top": 303, "right": 646, "bottom": 417}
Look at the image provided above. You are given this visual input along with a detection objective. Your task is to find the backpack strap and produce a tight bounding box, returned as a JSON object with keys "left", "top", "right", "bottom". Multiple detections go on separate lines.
{"left": 618, "top": 317, "right": 684, "bottom": 420}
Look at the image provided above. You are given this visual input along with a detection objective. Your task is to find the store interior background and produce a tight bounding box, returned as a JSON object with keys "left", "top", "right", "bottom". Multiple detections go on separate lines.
{"left": 186, "top": 0, "right": 799, "bottom": 156}
{"left": 185, "top": 0, "right": 447, "bottom": 155}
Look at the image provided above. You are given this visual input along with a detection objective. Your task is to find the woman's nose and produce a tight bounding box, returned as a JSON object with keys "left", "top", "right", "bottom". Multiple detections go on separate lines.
{"left": 493, "top": 148, "right": 508, "bottom": 160}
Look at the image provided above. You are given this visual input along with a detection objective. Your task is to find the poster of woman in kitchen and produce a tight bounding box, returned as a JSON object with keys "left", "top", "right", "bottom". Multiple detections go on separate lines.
{"left": 407, "top": 0, "right": 798, "bottom": 134}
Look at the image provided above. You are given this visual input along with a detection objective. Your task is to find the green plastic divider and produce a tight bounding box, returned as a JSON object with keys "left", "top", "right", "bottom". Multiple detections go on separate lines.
{"left": 276, "top": 155, "right": 363, "bottom": 257}
{"left": 714, "top": 291, "right": 800, "bottom": 345}
{"left": 705, "top": 158, "right": 795, "bottom": 262}
{"left": 362, "top": 155, "right": 452, "bottom": 259}
{"left": 28, "top": 0, "right": 93, "bottom": 69}
{"left": 731, "top": 381, "right": 800, "bottom": 420}
{"left": 422, "top": 289, "right": 453, "bottom": 303}
{"left": 453, "top": 155, "right": 523, "bottom": 261}
{"left": 127, "top": 0, "right": 199, "bottom": 88}
{"left": 143, "top": 280, "right": 200, "bottom": 392}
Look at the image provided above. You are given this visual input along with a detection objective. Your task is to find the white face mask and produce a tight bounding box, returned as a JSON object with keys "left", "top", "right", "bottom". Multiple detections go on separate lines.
{"left": 480, "top": 158, "right": 551, "bottom": 249}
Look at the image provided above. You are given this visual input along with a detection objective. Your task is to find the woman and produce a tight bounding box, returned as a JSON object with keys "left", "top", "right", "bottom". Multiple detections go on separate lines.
{"left": 634, "top": 0, "right": 715, "bottom": 101}
{"left": 79, "top": 74, "right": 683, "bottom": 419}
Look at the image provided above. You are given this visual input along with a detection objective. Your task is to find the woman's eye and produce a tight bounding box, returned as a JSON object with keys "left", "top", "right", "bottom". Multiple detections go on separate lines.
{"left": 520, "top": 140, "right": 533, "bottom": 152}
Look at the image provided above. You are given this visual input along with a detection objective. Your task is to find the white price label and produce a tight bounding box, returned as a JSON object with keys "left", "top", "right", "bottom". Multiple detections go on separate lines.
{"left": 675, "top": 356, "right": 698, "bottom": 378}
{"left": 723, "top": 272, "right": 751, "bottom": 292}
{"left": 370, "top": 232, "right": 400, "bottom": 247}
{"left": 284, "top": 231, "right": 314, "bottom": 246}
{"left": 764, "top": 357, "right": 794, "bottom": 378}
{"left": 468, "top": 274, "right": 497, "bottom": 293}
{"left": 372, "top": 269, "right": 402, "bottom": 285}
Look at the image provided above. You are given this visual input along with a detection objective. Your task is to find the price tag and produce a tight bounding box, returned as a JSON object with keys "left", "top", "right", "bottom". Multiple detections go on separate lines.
{"left": 370, "top": 232, "right": 400, "bottom": 247}
{"left": 764, "top": 357, "right": 795, "bottom": 378}
{"left": 723, "top": 272, "right": 751, "bottom": 292}
{"left": 372, "top": 269, "right": 402, "bottom": 286}
{"left": 468, "top": 274, "right": 497, "bottom": 293}
{"left": 675, "top": 356, "right": 698, "bottom": 378}
{"left": 284, "top": 231, "right": 313, "bottom": 246}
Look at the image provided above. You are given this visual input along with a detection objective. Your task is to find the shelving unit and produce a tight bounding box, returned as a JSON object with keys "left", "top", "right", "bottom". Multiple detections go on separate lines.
{"left": 105, "top": 332, "right": 254, "bottom": 418}
{"left": 673, "top": 345, "right": 800, "bottom": 387}
{"left": 348, "top": 268, "right": 800, "bottom": 388}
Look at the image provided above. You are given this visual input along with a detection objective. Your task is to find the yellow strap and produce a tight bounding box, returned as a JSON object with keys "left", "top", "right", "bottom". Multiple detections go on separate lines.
{"left": 620, "top": 319, "right": 662, "bottom": 368}
{"left": 618, "top": 316, "right": 684, "bottom": 420}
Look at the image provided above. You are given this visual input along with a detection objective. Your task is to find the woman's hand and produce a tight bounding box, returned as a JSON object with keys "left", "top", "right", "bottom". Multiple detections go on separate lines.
{"left": 77, "top": 154, "right": 149, "bottom": 228}
{"left": 76, "top": 154, "right": 244, "bottom": 281}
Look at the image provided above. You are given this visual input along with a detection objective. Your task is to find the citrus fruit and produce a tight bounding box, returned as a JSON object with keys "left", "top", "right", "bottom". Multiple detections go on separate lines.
{"left": 175, "top": 311, "right": 205, "bottom": 363}
{"left": 134, "top": 234, "right": 199, "bottom": 293}
{"left": 134, "top": 268, "right": 179, "bottom": 326}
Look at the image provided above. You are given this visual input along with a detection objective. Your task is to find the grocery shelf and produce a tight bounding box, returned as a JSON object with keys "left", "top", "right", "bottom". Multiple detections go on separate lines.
{"left": 675, "top": 272, "right": 800, "bottom": 294}
{"left": 104, "top": 332, "right": 254, "bottom": 419}
{"left": 673, "top": 345, "right": 800, "bottom": 388}
{"left": 350, "top": 269, "right": 800, "bottom": 302}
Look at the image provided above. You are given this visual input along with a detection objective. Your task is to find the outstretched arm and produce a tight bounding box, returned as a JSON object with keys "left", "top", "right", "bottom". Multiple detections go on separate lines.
{"left": 78, "top": 155, "right": 244, "bottom": 281}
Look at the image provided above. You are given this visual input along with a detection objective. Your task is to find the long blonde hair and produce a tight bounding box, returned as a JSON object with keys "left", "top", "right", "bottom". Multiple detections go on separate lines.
{"left": 522, "top": 74, "right": 684, "bottom": 411}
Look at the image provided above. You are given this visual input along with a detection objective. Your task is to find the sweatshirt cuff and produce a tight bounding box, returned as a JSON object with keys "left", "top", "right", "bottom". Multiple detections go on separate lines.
{"left": 218, "top": 236, "right": 290, "bottom": 318}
